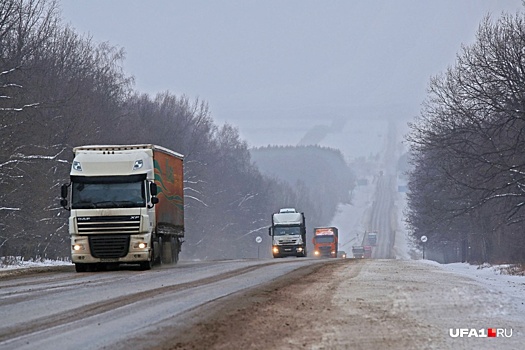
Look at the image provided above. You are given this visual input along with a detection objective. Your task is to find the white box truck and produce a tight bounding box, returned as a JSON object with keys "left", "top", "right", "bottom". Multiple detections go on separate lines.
{"left": 60, "top": 144, "right": 184, "bottom": 272}
{"left": 268, "top": 208, "right": 307, "bottom": 258}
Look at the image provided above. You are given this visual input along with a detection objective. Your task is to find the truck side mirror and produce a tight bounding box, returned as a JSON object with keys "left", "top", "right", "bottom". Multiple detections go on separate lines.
{"left": 150, "top": 182, "right": 158, "bottom": 196}
{"left": 148, "top": 182, "right": 159, "bottom": 208}
{"left": 60, "top": 184, "right": 69, "bottom": 209}
{"left": 268, "top": 227, "right": 272, "bottom": 236}
{"left": 61, "top": 184, "right": 68, "bottom": 198}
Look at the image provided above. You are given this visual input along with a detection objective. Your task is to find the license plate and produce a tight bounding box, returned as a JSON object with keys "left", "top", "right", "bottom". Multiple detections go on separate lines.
{"left": 100, "top": 258, "right": 118, "bottom": 263}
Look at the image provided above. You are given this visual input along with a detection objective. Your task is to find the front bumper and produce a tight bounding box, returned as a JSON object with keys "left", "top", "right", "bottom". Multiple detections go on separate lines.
{"left": 71, "top": 251, "right": 151, "bottom": 264}
{"left": 272, "top": 245, "right": 305, "bottom": 256}
{"left": 71, "top": 234, "right": 152, "bottom": 263}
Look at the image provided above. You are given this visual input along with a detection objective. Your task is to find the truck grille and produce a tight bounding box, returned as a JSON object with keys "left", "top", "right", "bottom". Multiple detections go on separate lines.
{"left": 318, "top": 246, "right": 332, "bottom": 256}
{"left": 77, "top": 216, "right": 141, "bottom": 234}
{"left": 89, "top": 235, "right": 130, "bottom": 258}
{"left": 277, "top": 239, "right": 299, "bottom": 245}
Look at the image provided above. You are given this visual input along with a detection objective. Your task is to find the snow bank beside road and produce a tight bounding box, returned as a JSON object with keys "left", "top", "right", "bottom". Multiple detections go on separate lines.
{"left": 0, "top": 257, "right": 71, "bottom": 270}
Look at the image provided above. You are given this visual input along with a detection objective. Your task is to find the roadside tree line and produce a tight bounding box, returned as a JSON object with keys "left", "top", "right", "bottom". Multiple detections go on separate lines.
{"left": 0, "top": 0, "right": 351, "bottom": 262}
{"left": 406, "top": 11, "right": 525, "bottom": 264}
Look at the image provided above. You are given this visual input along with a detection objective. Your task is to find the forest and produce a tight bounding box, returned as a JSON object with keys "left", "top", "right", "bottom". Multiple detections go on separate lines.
{"left": 251, "top": 145, "right": 356, "bottom": 234}
{"left": 0, "top": 0, "right": 354, "bottom": 262}
{"left": 407, "top": 13, "right": 525, "bottom": 263}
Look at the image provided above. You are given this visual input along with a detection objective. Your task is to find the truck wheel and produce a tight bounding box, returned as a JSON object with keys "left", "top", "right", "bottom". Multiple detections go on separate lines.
{"left": 139, "top": 259, "right": 152, "bottom": 270}
{"left": 75, "top": 263, "right": 87, "bottom": 272}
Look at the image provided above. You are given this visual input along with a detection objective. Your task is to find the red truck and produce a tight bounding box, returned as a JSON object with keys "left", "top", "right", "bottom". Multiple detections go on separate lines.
{"left": 364, "top": 245, "right": 372, "bottom": 258}
{"left": 312, "top": 227, "right": 338, "bottom": 258}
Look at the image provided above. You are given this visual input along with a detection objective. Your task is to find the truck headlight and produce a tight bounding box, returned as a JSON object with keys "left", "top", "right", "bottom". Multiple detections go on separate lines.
{"left": 272, "top": 246, "right": 279, "bottom": 254}
{"left": 72, "top": 244, "right": 85, "bottom": 251}
{"left": 297, "top": 247, "right": 303, "bottom": 252}
{"left": 314, "top": 251, "right": 319, "bottom": 256}
{"left": 133, "top": 242, "right": 147, "bottom": 249}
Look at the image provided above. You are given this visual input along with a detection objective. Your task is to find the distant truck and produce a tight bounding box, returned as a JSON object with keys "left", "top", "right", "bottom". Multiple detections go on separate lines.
{"left": 368, "top": 232, "right": 378, "bottom": 246}
{"left": 60, "top": 144, "right": 184, "bottom": 272}
{"left": 268, "top": 208, "right": 307, "bottom": 258}
{"left": 312, "top": 227, "right": 339, "bottom": 258}
{"left": 352, "top": 246, "right": 365, "bottom": 259}
{"left": 364, "top": 245, "right": 372, "bottom": 258}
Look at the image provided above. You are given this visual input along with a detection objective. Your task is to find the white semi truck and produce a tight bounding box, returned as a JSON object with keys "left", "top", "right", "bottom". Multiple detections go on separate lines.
{"left": 60, "top": 144, "right": 184, "bottom": 272}
{"left": 268, "top": 208, "right": 307, "bottom": 258}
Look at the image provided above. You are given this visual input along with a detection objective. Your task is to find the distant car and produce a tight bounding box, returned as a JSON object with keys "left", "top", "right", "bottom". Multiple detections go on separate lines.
{"left": 337, "top": 251, "right": 347, "bottom": 259}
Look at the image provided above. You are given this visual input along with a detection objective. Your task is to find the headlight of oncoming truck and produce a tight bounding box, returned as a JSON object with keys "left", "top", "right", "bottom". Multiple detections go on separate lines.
{"left": 132, "top": 237, "right": 148, "bottom": 250}
{"left": 72, "top": 244, "right": 85, "bottom": 251}
{"left": 134, "top": 242, "right": 147, "bottom": 249}
{"left": 72, "top": 238, "right": 87, "bottom": 251}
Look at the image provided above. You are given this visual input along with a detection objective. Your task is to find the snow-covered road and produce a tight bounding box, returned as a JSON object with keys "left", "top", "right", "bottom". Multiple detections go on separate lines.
{"left": 0, "top": 259, "right": 325, "bottom": 350}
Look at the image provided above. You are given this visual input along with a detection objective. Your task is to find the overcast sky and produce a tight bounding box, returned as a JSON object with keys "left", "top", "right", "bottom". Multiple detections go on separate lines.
{"left": 60, "top": 1, "right": 523, "bottom": 148}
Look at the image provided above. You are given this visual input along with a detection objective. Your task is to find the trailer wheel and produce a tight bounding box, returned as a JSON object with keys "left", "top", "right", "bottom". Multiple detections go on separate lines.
{"left": 162, "top": 239, "right": 173, "bottom": 264}
{"left": 173, "top": 240, "right": 180, "bottom": 263}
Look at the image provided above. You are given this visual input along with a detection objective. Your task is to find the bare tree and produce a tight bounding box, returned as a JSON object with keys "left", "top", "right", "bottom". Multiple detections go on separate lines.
{"left": 407, "top": 12, "right": 525, "bottom": 263}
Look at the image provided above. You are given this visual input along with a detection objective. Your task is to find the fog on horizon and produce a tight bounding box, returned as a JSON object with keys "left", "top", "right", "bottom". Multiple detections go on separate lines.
{"left": 61, "top": 0, "right": 523, "bottom": 152}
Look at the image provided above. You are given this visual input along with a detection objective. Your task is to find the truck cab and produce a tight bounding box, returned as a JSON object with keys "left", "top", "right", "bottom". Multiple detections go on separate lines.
{"left": 364, "top": 245, "right": 372, "bottom": 258}
{"left": 352, "top": 246, "right": 365, "bottom": 259}
{"left": 367, "top": 232, "right": 378, "bottom": 246}
{"left": 269, "top": 208, "right": 307, "bottom": 258}
{"left": 312, "top": 227, "right": 339, "bottom": 258}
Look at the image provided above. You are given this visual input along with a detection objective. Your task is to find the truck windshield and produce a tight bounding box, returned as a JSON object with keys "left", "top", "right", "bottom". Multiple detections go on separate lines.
{"left": 274, "top": 227, "right": 301, "bottom": 236}
{"left": 71, "top": 176, "right": 146, "bottom": 209}
{"left": 314, "top": 236, "right": 335, "bottom": 243}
